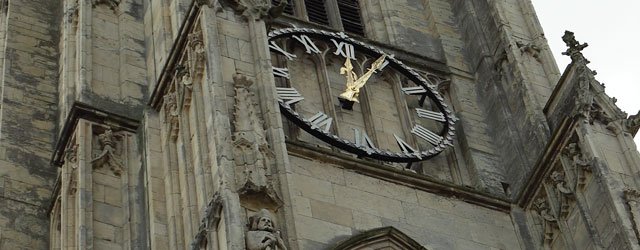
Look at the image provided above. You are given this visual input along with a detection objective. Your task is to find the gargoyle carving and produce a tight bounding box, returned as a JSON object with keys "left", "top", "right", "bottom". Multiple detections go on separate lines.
{"left": 516, "top": 41, "right": 541, "bottom": 62}
{"left": 624, "top": 110, "right": 640, "bottom": 135}
{"left": 246, "top": 209, "right": 287, "bottom": 250}
{"left": 90, "top": 128, "right": 124, "bottom": 176}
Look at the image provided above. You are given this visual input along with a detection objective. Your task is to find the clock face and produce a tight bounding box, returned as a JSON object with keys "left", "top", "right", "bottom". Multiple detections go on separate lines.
{"left": 268, "top": 28, "right": 455, "bottom": 163}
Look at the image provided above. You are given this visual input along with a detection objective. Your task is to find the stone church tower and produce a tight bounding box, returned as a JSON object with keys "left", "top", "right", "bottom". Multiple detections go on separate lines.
{"left": 0, "top": 0, "right": 639, "bottom": 249}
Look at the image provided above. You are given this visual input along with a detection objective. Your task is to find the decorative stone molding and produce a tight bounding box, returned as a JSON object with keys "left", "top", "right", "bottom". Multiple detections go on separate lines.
{"left": 246, "top": 209, "right": 287, "bottom": 250}
{"left": 562, "top": 142, "right": 593, "bottom": 190}
{"left": 532, "top": 196, "right": 558, "bottom": 246}
{"left": 187, "top": 31, "right": 206, "bottom": 78}
{"left": 91, "top": 128, "right": 124, "bottom": 176}
{"left": 92, "top": 0, "right": 120, "bottom": 12}
{"left": 231, "top": 74, "right": 283, "bottom": 210}
{"left": 163, "top": 92, "right": 180, "bottom": 140}
{"left": 549, "top": 170, "right": 574, "bottom": 218}
{"left": 221, "top": 0, "right": 287, "bottom": 20}
{"left": 333, "top": 226, "right": 426, "bottom": 250}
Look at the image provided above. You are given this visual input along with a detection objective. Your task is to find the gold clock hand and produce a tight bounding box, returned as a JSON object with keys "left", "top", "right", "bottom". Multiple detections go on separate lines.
{"left": 339, "top": 55, "right": 386, "bottom": 102}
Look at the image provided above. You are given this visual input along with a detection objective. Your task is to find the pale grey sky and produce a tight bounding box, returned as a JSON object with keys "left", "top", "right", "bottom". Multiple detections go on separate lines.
{"left": 533, "top": 0, "right": 640, "bottom": 146}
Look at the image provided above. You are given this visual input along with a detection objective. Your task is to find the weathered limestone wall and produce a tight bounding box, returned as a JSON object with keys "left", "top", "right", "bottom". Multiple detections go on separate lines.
{"left": 0, "top": 0, "right": 61, "bottom": 248}
{"left": 58, "top": 0, "right": 147, "bottom": 122}
{"left": 288, "top": 155, "right": 521, "bottom": 249}
{"left": 448, "top": 0, "right": 560, "bottom": 196}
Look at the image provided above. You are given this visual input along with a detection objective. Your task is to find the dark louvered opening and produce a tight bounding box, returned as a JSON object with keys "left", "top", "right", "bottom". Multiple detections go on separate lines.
{"left": 272, "top": 0, "right": 295, "bottom": 15}
{"left": 305, "top": 0, "right": 330, "bottom": 26}
{"left": 338, "top": 0, "right": 364, "bottom": 36}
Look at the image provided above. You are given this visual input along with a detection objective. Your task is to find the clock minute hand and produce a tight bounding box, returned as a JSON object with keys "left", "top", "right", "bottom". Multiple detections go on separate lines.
{"left": 352, "top": 55, "right": 387, "bottom": 90}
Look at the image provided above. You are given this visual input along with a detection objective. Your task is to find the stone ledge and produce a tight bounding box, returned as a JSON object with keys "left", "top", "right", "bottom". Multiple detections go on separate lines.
{"left": 286, "top": 140, "right": 511, "bottom": 212}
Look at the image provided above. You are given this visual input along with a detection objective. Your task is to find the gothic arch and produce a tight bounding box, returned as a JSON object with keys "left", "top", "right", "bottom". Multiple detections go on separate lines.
{"left": 332, "top": 227, "right": 426, "bottom": 250}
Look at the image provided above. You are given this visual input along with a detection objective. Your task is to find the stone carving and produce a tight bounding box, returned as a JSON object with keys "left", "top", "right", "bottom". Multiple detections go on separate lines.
{"left": 191, "top": 193, "right": 223, "bottom": 250}
{"left": 587, "top": 102, "right": 612, "bottom": 125}
{"left": 624, "top": 189, "right": 640, "bottom": 242}
{"left": 532, "top": 196, "right": 558, "bottom": 246}
{"left": 92, "top": 0, "right": 120, "bottom": 12}
{"left": 187, "top": 31, "right": 206, "bottom": 78}
{"left": 573, "top": 76, "right": 594, "bottom": 120}
{"left": 562, "top": 30, "right": 588, "bottom": 62}
{"left": 222, "top": 0, "right": 287, "bottom": 20}
{"left": 516, "top": 41, "right": 541, "bottom": 62}
{"left": 624, "top": 110, "right": 640, "bottom": 135}
{"left": 246, "top": 209, "right": 287, "bottom": 250}
{"left": 232, "top": 73, "right": 282, "bottom": 210}
{"left": 91, "top": 128, "right": 124, "bottom": 176}
{"left": 550, "top": 170, "right": 574, "bottom": 218}
{"left": 163, "top": 92, "right": 180, "bottom": 140}
{"left": 563, "top": 142, "right": 593, "bottom": 190}
{"left": 68, "top": 168, "right": 78, "bottom": 195}
{"left": 65, "top": 144, "right": 78, "bottom": 164}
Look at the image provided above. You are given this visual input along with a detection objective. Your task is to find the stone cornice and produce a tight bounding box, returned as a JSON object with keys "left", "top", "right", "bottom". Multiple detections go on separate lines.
{"left": 50, "top": 102, "right": 139, "bottom": 167}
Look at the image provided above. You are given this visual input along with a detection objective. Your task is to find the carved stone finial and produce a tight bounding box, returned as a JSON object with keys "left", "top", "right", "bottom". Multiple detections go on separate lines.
{"left": 246, "top": 209, "right": 287, "bottom": 250}
{"left": 562, "top": 31, "right": 589, "bottom": 62}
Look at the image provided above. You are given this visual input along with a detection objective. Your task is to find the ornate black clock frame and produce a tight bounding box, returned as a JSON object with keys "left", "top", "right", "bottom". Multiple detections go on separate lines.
{"left": 268, "top": 28, "right": 456, "bottom": 163}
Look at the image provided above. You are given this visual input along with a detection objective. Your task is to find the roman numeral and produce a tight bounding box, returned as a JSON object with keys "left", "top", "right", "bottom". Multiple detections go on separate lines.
{"left": 393, "top": 134, "right": 417, "bottom": 154}
{"left": 416, "top": 108, "right": 445, "bottom": 122}
{"left": 411, "top": 125, "right": 442, "bottom": 145}
{"left": 308, "top": 112, "right": 333, "bottom": 133}
{"left": 353, "top": 128, "right": 376, "bottom": 154}
{"left": 272, "top": 67, "right": 290, "bottom": 79}
{"left": 330, "top": 39, "right": 355, "bottom": 59}
{"left": 379, "top": 54, "right": 393, "bottom": 71}
{"left": 402, "top": 86, "right": 428, "bottom": 107}
{"left": 269, "top": 41, "right": 296, "bottom": 60}
{"left": 276, "top": 87, "right": 304, "bottom": 105}
{"left": 292, "top": 35, "right": 321, "bottom": 54}
{"left": 401, "top": 86, "right": 427, "bottom": 95}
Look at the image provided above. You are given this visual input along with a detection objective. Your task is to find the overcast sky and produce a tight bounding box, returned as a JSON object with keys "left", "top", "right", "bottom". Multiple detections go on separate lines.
{"left": 532, "top": 0, "right": 640, "bottom": 147}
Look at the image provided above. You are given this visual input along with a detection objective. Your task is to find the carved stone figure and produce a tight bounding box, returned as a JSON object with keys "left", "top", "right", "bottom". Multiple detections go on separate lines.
{"left": 91, "top": 128, "right": 124, "bottom": 176}
{"left": 246, "top": 209, "right": 287, "bottom": 250}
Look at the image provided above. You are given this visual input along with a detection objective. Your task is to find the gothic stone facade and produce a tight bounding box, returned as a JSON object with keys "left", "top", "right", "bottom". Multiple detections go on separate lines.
{"left": 0, "top": 0, "right": 639, "bottom": 249}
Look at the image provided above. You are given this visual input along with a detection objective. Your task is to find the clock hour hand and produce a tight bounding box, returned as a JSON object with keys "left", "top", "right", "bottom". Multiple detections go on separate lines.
{"left": 339, "top": 55, "right": 386, "bottom": 103}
